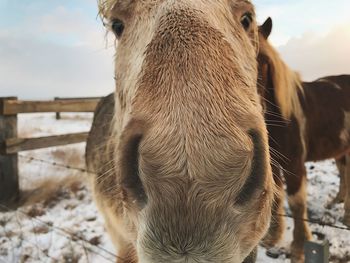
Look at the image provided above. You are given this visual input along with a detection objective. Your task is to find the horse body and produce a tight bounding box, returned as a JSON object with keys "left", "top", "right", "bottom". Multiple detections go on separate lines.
{"left": 258, "top": 18, "right": 350, "bottom": 263}
{"left": 303, "top": 76, "right": 350, "bottom": 161}
{"left": 86, "top": 1, "right": 275, "bottom": 262}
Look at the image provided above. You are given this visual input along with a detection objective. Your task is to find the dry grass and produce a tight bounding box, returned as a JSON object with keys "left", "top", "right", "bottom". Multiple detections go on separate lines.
{"left": 0, "top": 114, "right": 112, "bottom": 262}
{"left": 20, "top": 175, "right": 85, "bottom": 208}
{"left": 50, "top": 148, "right": 85, "bottom": 168}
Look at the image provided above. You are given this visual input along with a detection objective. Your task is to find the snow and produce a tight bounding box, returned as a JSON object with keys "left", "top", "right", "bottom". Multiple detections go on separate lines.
{"left": 1, "top": 113, "right": 349, "bottom": 263}
{"left": 258, "top": 160, "right": 350, "bottom": 263}
{"left": 1, "top": 113, "right": 115, "bottom": 263}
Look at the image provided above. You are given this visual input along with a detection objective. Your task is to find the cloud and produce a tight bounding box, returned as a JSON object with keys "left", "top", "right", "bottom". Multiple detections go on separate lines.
{"left": 0, "top": 4, "right": 115, "bottom": 99}
{"left": 29, "top": 6, "right": 108, "bottom": 48}
{"left": 256, "top": 0, "right": 350, "bottom": 46}
{"left": 277, "top": 24, "right": 350, "bottom": 81}
{"left": 0, "top": 33, "right": 115, "bottom": 99}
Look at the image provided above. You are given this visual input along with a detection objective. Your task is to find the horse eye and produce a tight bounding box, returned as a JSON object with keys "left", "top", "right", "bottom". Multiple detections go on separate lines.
{"left": 241, "top": 13, "right": 253, "bottom": 31}
{"left": 111, "top": 19, "right": 124, "bottom": 38}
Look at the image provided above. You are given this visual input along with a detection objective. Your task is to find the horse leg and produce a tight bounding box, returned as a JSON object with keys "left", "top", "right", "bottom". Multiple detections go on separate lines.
{"left": 343, "top": 154, "right": 350, "bottom": 226}
{"left": 328, "top": 156, "right": 346, "bottom": 207}
{"left": 262, "top": 164, "right": 285, "bottom": 248}
{"left": 285, "top": 164, "right": 312, "bottom": 263}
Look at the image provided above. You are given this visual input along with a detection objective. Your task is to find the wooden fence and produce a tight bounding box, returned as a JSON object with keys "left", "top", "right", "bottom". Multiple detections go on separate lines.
{"left": 0, "top": 96, "right": 101, "bottom": 204}
{"left": 54, "top": 96, "right": 102, "bottom": 120}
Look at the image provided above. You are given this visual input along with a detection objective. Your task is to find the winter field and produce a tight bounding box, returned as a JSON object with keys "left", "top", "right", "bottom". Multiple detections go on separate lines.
{"left": 0, "top": 113, "right": 349, "bottom": 263}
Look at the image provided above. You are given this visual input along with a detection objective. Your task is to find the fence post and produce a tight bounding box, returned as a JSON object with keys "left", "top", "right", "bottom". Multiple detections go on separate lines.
{"left": 54, "top": 97, "right": 61, "bottom": 120}
{"left": 304, "top": 239, "right": 329, "bottom": 263}
{"left": 0, "top": 97, "right": 19, "bottom": 205}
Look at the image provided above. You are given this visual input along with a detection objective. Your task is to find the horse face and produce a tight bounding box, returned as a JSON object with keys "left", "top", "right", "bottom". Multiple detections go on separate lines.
{"left": 97, "top": 1, "right": 274, "bottom": 262}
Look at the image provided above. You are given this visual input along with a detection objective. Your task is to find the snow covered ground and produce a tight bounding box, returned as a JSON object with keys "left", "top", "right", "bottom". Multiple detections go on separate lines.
{"left": 0, "top": 113, "right": 349, "bottom": 263}
{"left": 258, "top": 159, "right": 350, "bottom": 263}
{"left": 0, "top": 113, "right": 115, "bottom": 263}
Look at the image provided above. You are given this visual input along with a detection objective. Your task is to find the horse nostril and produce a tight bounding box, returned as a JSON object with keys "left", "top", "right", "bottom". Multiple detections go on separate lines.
{"left": 236, "top": 130, "right": 266, "bottom": 204}
{"left": 119, "top": 120, "right": 147, "bottom": 207}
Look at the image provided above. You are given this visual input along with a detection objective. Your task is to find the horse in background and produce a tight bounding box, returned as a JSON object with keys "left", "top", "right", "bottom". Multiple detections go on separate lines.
{"left": 332, "top": 155, "right": 349, "bottom": 206}
{"left": 258, "top": 17, "right": 350, "bottom": 262}
{"left": 86, "top": 1, "right": 276, "bottom": 262}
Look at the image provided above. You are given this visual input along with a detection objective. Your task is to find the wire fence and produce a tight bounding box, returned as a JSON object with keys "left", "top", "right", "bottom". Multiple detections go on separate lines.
{"left": 18, "top": 153, "right": 350, "bottom": 232}
{"left": 0, "top": 153, "right": 348, "bottom": 262}
{"left": 0, "top": 154, "right": 127, "bottom": 262}
{"left": 0, "top": 202, "right": 122, "bottom": 262}
{"left": 278, "top": 213, "right": 350, "bottom": 232}
{"left": 19, "top": 153, "right": 94, "bottom": 174}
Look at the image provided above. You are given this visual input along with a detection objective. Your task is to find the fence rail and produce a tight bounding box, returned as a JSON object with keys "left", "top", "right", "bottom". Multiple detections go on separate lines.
{"left": 0, "top": 96, "right": 101, "bottom": 203}
{"left": 3, "top": 132, "right": 89, "bottom": 154}
{"left": 54, "top": 96, "right": 101, "bottom": 119}
{"left": 1, "top": 98, "right": 99, "bottom": 115}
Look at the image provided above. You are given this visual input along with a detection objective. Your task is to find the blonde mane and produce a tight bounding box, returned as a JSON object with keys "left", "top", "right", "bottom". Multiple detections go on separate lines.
{"left": 260, "top": 37, "right": 303, "bottom": 119}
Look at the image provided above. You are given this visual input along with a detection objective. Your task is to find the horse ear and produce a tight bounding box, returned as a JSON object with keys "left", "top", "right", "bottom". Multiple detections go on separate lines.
{"left": 259, "top": 17, "right": 273, "bottom": 40}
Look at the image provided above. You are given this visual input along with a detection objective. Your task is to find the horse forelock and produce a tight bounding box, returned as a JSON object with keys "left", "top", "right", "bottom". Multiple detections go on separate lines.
{"left": 98, "top": 0, "right": 116, "bottom": 19}
{"left": 260, "top": 35, "right": 303, "bottom": 120}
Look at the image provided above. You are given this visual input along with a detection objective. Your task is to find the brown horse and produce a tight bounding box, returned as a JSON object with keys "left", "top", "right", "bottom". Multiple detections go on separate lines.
{"left": 258, "top": 17, "right": 350, "bottom": 263}
{"left": 333, "top": 155, "right": 350, "bottom": 206}
{"left": 86, "top": 1, "right": 276, "bottom": 262}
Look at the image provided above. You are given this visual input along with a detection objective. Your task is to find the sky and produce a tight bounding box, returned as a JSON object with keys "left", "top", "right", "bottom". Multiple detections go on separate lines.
{"left": 0, "top": 0, "right": 349, "bottom": 99}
